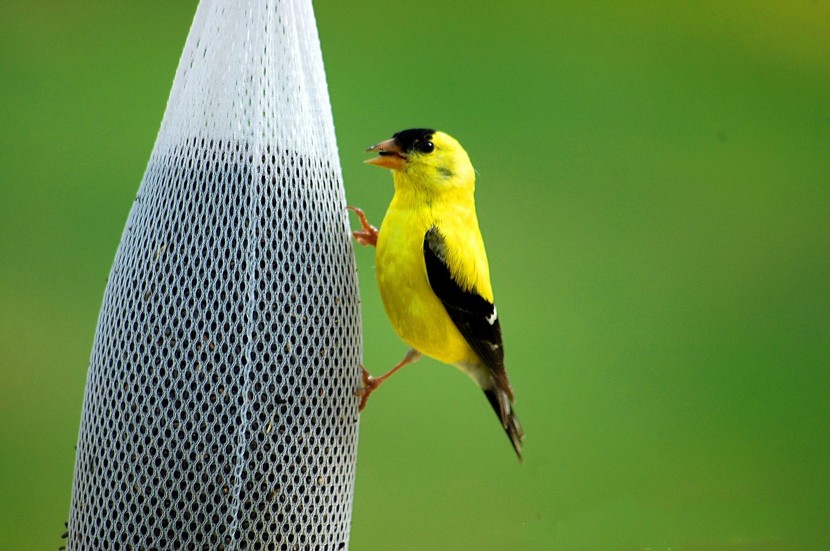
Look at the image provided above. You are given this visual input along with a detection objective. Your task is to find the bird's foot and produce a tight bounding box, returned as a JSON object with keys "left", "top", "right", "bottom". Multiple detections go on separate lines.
{"left": 355, "top": 350, "right": 422, "bottom": 412}
{"left": 356, "top": 365, "right": 381, "bottom": 412}
{"left": 346, "top": 205, "right": 379, "bottom": 247}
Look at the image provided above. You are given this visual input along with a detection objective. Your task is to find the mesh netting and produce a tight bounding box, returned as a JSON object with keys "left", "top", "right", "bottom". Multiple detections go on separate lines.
{"left": 68, "top": 1, "right": 361, "bottom": 549}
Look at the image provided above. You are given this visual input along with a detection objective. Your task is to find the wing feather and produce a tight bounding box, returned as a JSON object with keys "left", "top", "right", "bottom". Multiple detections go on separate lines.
{"left": 423, "top": 227, "right": 511, "bottom": 398}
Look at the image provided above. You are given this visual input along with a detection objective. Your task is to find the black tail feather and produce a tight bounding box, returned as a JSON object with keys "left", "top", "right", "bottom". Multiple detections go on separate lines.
{"left": 484, "top": 388, "right": 525, "bottom": 462}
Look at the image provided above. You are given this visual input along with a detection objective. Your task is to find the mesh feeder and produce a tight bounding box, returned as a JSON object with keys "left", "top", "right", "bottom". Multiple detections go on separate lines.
{"left": 67, "top": 0, "right": 362, "bottom": 548}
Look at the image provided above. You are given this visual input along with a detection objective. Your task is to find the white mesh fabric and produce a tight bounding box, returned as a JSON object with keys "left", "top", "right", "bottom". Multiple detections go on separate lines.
{"left": 68, "top": 0, "right": 361, "bottom": 549}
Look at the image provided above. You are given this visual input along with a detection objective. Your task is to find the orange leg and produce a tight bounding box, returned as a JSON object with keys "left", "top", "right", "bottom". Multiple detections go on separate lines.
{"left": 346, "top": 205, "right": 379, "bottom": 247}
{"left": 358, "top": 349, "right": 422, "bottom": 411}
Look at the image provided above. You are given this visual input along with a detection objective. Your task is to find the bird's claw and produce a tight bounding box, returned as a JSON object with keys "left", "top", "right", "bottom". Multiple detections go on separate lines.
{"left": 346, "top": 205, "right": 379, "bottom": 247}
{"left": 356, "top": 365, "right": 379, "bottom": 411}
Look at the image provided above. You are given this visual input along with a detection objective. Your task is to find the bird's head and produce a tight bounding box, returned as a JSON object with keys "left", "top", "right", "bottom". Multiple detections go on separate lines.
{"left": 365, "top": 129, "right": 475, "bottom": 193}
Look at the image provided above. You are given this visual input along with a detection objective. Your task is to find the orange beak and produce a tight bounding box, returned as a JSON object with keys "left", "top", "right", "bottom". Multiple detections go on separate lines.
{"left": 365, "top": 138, "right": 407, "bottom": 170}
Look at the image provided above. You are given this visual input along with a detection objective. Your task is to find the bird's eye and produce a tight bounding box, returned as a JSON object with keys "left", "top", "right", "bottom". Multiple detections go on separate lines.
{"left": 419, "top": 141, "right": 435, "bottom": 153}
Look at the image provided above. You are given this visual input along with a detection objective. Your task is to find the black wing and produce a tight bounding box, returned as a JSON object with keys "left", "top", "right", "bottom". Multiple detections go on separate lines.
{"left": 423, "top": 227, "right": 509, "bottom": 393}
{"left": 424, "top": 227, "right": 524, "bottom": 460}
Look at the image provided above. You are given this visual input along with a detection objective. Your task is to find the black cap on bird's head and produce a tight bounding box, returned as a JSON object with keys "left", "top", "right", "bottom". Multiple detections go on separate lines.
{"left": 391, "top": 128, "right": 436, "bottom": 154}
{"left": 365, "top": 128, "right": 436, "bottom": 170}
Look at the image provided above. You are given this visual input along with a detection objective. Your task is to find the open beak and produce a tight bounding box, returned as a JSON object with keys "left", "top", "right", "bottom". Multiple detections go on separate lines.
{"left": 365, "top": 138, "right": 407, "bottom": 170}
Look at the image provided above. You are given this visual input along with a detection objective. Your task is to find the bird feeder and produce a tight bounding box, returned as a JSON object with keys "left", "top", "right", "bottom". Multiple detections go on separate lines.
{"left": 67, "top": 0, "right": 362, "bottom": 548}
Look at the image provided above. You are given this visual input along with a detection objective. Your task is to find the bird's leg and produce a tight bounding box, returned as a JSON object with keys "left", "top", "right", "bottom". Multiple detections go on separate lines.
{"left": 357, "top": 349, "right": 422, "bottom": 411}
{"left": 346, "top": 205, "right": 379, "bottom": 247}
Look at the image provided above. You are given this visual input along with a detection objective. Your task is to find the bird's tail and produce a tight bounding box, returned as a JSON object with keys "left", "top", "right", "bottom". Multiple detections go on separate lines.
{"left": 484, "top": 385, "right": 525, "bottom": 462}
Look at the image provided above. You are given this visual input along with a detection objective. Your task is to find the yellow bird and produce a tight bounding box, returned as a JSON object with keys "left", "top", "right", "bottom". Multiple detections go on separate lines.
{"left": 348, "top": 128, "right": 525, "bottom": 460}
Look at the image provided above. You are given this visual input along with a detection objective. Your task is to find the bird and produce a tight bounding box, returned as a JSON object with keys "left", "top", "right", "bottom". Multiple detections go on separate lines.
{"left": 347, "top": 128, "right": 525, "bottom": 460}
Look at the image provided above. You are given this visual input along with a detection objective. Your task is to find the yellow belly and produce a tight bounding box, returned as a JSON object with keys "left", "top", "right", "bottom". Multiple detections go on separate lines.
{"left": 375, "top": 208, "right": 476, "bottom": 367}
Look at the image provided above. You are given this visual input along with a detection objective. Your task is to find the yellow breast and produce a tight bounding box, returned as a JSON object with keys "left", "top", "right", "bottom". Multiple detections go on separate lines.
{"left": 375, "top": 190, "right": 491, "bottom": 368}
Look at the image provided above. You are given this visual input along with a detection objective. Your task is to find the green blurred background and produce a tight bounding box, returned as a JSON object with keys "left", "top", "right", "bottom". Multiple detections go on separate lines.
{"left": 1, "top": 1, "right": 828, "bottom": 549}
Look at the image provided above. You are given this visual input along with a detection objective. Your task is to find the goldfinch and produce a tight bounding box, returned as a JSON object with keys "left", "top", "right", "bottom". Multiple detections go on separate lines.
{"left": 348, "top": 128, "right": 525, "bottom": 460}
